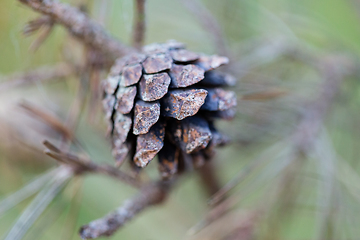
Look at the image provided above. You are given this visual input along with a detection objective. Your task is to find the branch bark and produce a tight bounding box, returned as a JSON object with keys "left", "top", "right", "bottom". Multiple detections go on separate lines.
{"left": 18, "top": 0, "right": 135, "bottom": 58}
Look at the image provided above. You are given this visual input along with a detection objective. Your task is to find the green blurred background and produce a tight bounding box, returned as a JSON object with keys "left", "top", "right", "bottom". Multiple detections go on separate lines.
{"left": 1, "top": 0, "right": 360, "bottom": 239}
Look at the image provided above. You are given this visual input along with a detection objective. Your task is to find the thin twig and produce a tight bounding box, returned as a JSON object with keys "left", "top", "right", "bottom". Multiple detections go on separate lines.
{"left": 0, "top": 63, "right": 74, "bottom": 92}
{"left": 18, "top": 0, "right": 135, "bottom": 58}
{"left": 60, "top": 61, "right": 90, "bottom": 148}
{"left": 291, "top": 55, "right": 352, "bottom": 154}
{"left": 87, "top": 50, "right": 104, "bottom": 123}
{"left": 23, "top": 15, "right": 53, "bottom": 36}
{"left": 219, "top": 210, "right": 259, "bottom": 240}
{"left": 29, "top": 21, "right": 54, "bottom": 52}
{"left": 188, "top": 209, "right": 260, "bottom": 240}
{"left": 43, "top": 140, "right": 143, "bottom": 189}
{"left": 23, "top": 15, "right": 55, "bottom": 51}
{"left": 132, "top": 0, "right": 146, "bottom": 50}
{"left": 208, "top": 142, "right": 287, "bottom": 205}
{"left": 19, "top": 101, "right": 74, "bottom": 141}
{"left": 79, "top": 180, "right": 172, "bottom": 239}
{"left": 180, "top": 0, "right": 228, "bottom": 56}
{"left": 197, "top": 161, "right": 221, "bottom": 197}
{"left": 188, "top": 195, "right": 241, "bottom": 235}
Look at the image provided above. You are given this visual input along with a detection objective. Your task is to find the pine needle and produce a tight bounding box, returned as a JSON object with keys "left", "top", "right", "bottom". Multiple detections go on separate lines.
{"left": 3, "top": 167, "right": 72, "bottom": 240}
{"left": 0, "top": 168, "right": 58, "bottom": 216}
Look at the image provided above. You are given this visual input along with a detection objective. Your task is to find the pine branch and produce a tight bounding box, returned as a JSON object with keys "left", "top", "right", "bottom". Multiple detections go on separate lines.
{"left": 18, "top": 0, "right": 135, "bottom": 58}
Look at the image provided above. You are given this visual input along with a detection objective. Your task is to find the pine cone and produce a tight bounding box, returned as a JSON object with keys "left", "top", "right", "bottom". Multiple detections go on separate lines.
{"left": 103, "top": 40, "right": 237, "bottom": 179}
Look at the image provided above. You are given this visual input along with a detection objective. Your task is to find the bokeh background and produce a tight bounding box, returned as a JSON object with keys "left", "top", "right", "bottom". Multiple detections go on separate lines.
{"left": 1, "top": 0, "right": 360, "bottom": 239}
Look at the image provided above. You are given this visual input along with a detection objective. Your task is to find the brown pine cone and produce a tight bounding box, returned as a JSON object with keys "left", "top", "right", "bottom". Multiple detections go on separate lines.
{"left": 102, "top": 40, "right": 236, "bottom": 179}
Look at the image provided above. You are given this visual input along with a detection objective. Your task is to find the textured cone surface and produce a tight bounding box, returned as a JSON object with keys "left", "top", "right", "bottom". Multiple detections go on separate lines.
{"left": 120, "top": 63, "right": 143, "bottom": 87}
{"left": 161, "top": 89, "right": 208, "bottom": 120}
{"left": 113, "top": 113, "right": 132, "bottom": 146}
{"left": 109, "top": 58, "right": 127, "bottom": 76}
{"left": 102, "top": 40, "right": 237, "bottom": 177}
{"left": 124, "top": 53, "right": 146, "bottom": 65}
{"left": 104, "top": 75, "right": 120, "bottom": 95}
{"left": 134, "top": 121, "right": 165, "bottom": 167}
{"left": 115, "top": 86, "right": 137, "bottom": 114}
{"left": 170, "top": 49, "right": 199, "bottom": 62}
{"left": 202, "top": 124, "right": 230, "bottom": 160}
{"left": 139, "top": 73, "right": 171, "bottom": 101}
{"left": 196, "top": 55, "right": 229, "bottom": 71}
{"left": 112, "top": 142, "right": 131, "bottom": 167}
{"left": 203, "top": 108, "right": 236, "bottom": 120}
{"left": 201, "top": 88, "right": 237, "bottom": 111}
{"left": 169, "top": 64, "right": 205, "bottom": 88}
{"left": 143, "top": 53, "right": 172, "bottom": 73}
{"left": 103, "top": 95, "right": 115, "bottom": 121}
{"left": 133, "top": 100, "right": 160, "bottom": 135}
{"left": 170, "top": 116, "right": 212, "bottom": 154}
{"left": 158, "top": 140, "right": 179, "bottom": 179}
{"left": 143, "top": 43, "right": 169, "bottom": 54}
{"left": 201, "top": 71, "right": 236, "bottom": 86}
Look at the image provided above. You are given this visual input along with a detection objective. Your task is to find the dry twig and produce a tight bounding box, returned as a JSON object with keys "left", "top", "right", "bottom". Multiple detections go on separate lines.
{"left": 197, "top": 161, "right": 221, "bottom": 197}
{"left": 18, "top": 0, "right": 135, "bottom": 58}
{"left": 132, "top": 0, "right": 146, "bottom": 50}
{"left": 43, "top": 140, "right": 143, "bottom": 189}
{"left": 188, "top": 195, "right": 241, "bottom": 235}
{"left": 180, "top": 0, "right": 228, "bottom": 56}
{"left": 23, "top": 15, "right": 53, "bottom": 36}
{"left": 23, "top": 15, "right": 55, "bottom": 51}
{"left": 291, "top": 55, "right": 352, "bottom": 154}
{"left": 19, "top": 101, "right": 74, "bottom": 141}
